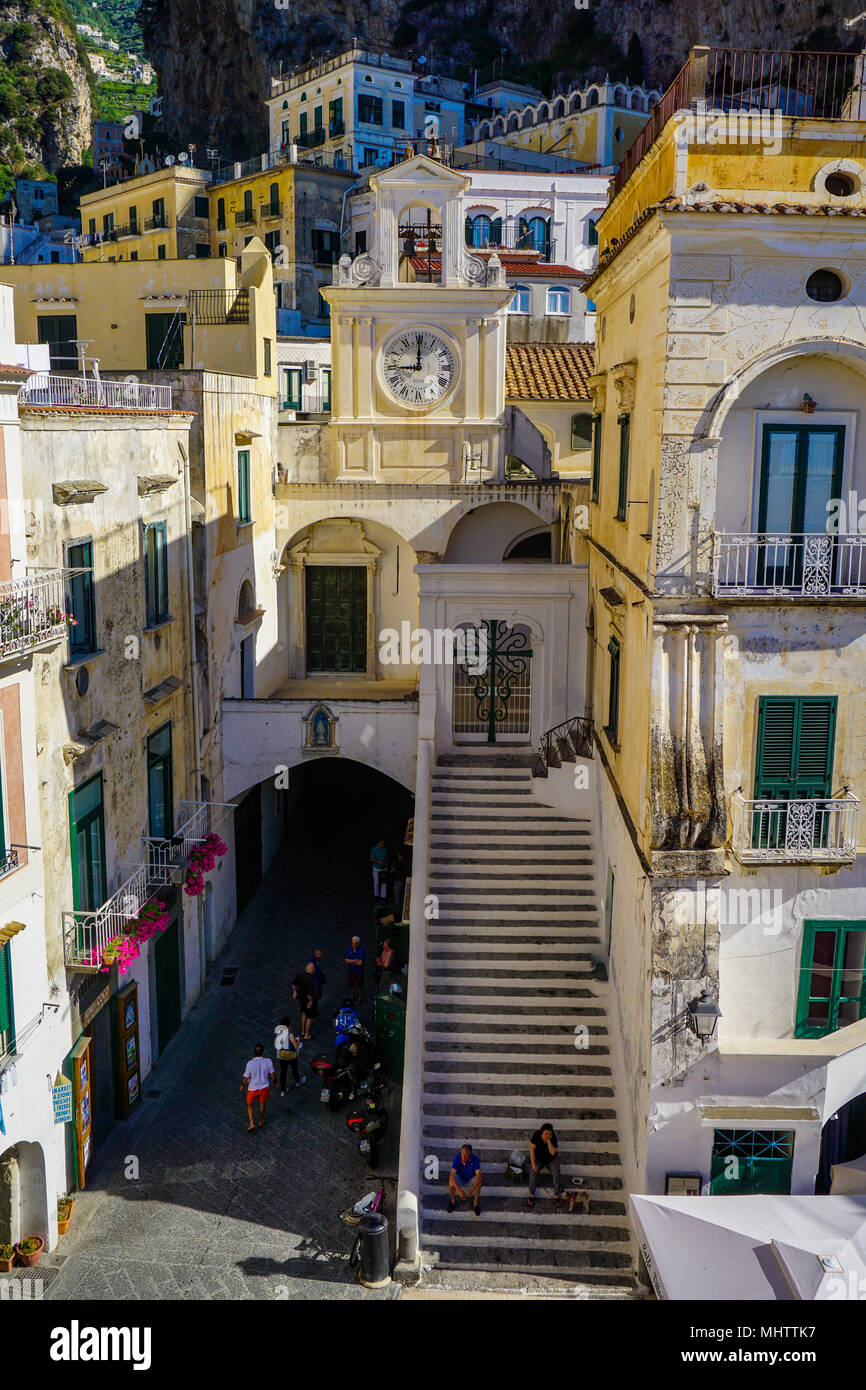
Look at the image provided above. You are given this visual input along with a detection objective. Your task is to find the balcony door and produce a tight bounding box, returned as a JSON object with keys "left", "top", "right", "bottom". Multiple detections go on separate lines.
{"left": 304, "top": 565, "right": 367, "bottom": 673}
{"left": 69, "top": 773, "right": 107, "bottom": 913}
{"left": 752, "top": 696, "right": 836, "bottom": 850}
{"left": 757, "top": 424, "right": 843, "bottom": 587}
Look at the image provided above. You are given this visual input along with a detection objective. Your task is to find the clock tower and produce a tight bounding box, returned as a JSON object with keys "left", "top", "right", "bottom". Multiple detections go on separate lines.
{"left": 322, "top": 156, "right": 517, "bottom": 483}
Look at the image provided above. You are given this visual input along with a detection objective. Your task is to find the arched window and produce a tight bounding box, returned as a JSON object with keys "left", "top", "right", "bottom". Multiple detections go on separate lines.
{"left": 537, "top": 102, "right": 550, "bottom": 122}
{"left": 553, "top": 98, "right": 566, "bottom": 118}
{"left": 571, "top": 413, "right": 593, "bottom": 451}
{"left": 518, "top": 215, "right": 550, "bottom": 253}
{"left": 237, "top": 580, "right": 255, "bottom": 621}
{"left": 243, "top": 189, "right": 253, "bottom": 222}
{"left": 521, "top": 109, "right": 535, "bottom": 129}
{"left": 547, "top": 286, "right": 571, "bottom": 315}
{"left": 467, "top": 213, "right": 492, "bottom": 247}
{"left": 507, "top": 114, "right": 519, "bottom": 132}
{"left": 570, "top": 92, "right": 582, "bottom": 113}
{"left": 509, "top": 285, "right": 530, "bottom": 314}
{"left": 216, "top": 196, "right": 225, "bottom": 231}
{"left": 588, "top": 89, "right": 599, "bottom": 108}
{"left": 494, "top": 116, "right": 506, "bottom": 135}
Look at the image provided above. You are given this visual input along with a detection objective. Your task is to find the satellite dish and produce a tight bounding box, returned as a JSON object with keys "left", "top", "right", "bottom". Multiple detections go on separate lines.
{"left": 177, "top": 151, "right": 189, "bottom": 164}
{"left": 417, "top": 55, "right": 427, "bottom": 65}
{"left": 164, "top": 154, "right": 175, "bottom": 166}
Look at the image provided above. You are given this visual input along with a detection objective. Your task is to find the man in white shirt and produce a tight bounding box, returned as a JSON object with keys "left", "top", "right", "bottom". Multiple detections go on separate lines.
{"left": 241, "top": 1043, "right": 276, "bottom": 1130}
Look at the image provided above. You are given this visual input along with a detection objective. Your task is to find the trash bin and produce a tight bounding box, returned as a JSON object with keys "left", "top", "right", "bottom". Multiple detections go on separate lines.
{"left": 375, "top": 988, "right": 406, "bottom": 1083}
{"left": 358, "top": 1210, "right": 390, "bottom": 1287}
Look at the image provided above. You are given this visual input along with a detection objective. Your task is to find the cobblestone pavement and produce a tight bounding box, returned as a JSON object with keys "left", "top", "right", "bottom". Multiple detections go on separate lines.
{"left": 40, "top": 803, "right": 404, "bottom": 1302}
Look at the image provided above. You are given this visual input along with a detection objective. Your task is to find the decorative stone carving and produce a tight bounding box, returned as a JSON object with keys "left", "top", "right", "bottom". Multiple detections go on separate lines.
{"left": 649, "top": 616, "right": 727, "bottom": 870}
{"left": 303, "top": 702, "right": 339, "bottom": 754}
{"left": 350, "top": 254, "right": 381, "bottom": 287}
{"left": 610, "top": 361, "right": 637, "bottom": 411}
{"left": 586, "top": 372, "right": 607, "bottom": 412}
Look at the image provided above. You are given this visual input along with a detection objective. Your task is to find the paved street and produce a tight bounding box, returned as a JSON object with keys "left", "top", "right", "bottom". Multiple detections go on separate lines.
{"left": 39, "top": 777, "right": 405, "bottom": 1301}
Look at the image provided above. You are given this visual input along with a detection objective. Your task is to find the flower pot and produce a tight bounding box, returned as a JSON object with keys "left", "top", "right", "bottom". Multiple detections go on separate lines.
{"left": 14, "top": 1236, "right": 44, "bottom": 1267}
{"left": 57, "top": 1201, "right": 73, "bottom": 1235}
{"left": 0, "top": 1252, "right": 13, "bottom": 1273}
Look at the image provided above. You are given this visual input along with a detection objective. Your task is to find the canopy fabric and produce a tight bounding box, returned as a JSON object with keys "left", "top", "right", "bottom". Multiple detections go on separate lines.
{"left": 830, "top": 1153, "right": 866, "bottom": 1195}
{"left": 630, "top": 1194, "right": 866, "bottom": 1300}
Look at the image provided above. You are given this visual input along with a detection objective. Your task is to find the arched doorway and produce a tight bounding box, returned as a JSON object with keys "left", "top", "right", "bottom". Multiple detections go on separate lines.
{"left": 817, "top": 1090, "right": 866, "bottom": 1192}
{"left": 0, "top": 1141, "right": 48, "bottom": 1245}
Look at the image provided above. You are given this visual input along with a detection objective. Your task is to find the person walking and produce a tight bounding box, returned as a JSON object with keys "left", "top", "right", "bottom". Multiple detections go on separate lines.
{"left": 448, "top": 1143, "right": 482, "bottom": 1216}
{"left": 241, "top": 1043, "right": 276, "bottom": 1131}
{"left": 292, "top": 962, "right": 317, "bottom": 1040}
{"left": 370, "top": 838, "right": 388, "bottom": 898}
{"left": 310, "top": 948, "right": 326, "bottom": 1000}
{"left": 389, "top": 845, "right": 411, "bottom": 916}
{"left": 346, "top": 935, "right": 365, "bottom": 1004}
{"left": 275, "top": 1017, "right": 306, "bottom": 1093}
{"left": 527, "top": 1122, "right": 562, "bottom": 1208}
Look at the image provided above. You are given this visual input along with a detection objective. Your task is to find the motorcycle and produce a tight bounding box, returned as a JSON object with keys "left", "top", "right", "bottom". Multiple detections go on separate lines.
{"left": 312, "top": 1014, "right": 381, "bottom": 1110}
{"left": 346, "top": 1089, "right": 389, "bottom": 1167}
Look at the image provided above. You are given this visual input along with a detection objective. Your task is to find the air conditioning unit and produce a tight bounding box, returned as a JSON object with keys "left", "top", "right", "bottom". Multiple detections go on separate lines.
{"left": 304, "top": 360, "right": 317, "bottom": 381}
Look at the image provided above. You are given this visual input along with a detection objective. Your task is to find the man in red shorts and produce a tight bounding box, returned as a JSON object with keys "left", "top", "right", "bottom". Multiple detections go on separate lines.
{"left": 241, "top": 1043, "right": 276, "bottom": 1130}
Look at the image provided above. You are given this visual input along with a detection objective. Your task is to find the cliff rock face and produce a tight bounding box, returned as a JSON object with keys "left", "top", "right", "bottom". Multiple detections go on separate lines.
{"left": 0, "top": 1, "right": 93, "bottom": 174}
{"left": 141, "top": 0, "right": 866, "bottom": 158}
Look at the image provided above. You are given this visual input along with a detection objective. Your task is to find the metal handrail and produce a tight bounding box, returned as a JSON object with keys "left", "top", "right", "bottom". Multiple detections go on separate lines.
{"left": 142, "top": 799, "right": 235, "bottom": 884}
{"left": 187, "top": 288, "right": 250, "bottom": 324}
{"left": 63, "top": 862, "right": 161, "bottom": 970}
{"left": 538, "top": 714, "right": 594, "bottom": 772}
{"left": 19, "top": 374, "right": 172, "bottom": 411}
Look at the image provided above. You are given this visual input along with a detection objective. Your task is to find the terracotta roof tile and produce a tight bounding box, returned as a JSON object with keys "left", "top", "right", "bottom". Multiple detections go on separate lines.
{"left": 408, "top": 256, "right": 586, "bottom": 279}
{"left": 505, "top": 342, "right": 595, "bottom": 401}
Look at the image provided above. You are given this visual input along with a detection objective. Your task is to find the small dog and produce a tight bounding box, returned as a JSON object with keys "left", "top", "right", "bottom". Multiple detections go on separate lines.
{"left": 559, "top": 1189, "right": 591, "bottom": 1214}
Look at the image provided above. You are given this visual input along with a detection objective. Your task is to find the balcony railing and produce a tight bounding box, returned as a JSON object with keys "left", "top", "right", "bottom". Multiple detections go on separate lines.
{"left": 63, "top": 862, "right": 160, "bottom": 970}
{"left": 713, "top": 533, "right": 866, "bottom": 598}
{"left": 280, "top": 385, "right": 331, "bottom": 415}
{"left": 295, "top": 128, "right": 327, "bottom": 149}
{"left": 730, "top": 790, "right": 860, "bottom": 864}
{"left": 142, "top": 799, "right": 235, "bottom": 884}
{"left": 464, "top": 220, "right": 557, "bottom": 261}
{"left": 0, "top": 569, "right": 71, "bottom": 658}
{"left": 19, "top": 374, "right": 173, "bottom": 411}
{"left": 186, "top": 288, "right": 250, "bottom": 324}
{"left": 260, "top": 202, "right": 281, "bottom": 219}
{"left": 234, "top": 209, "right": 257, "bottom": 225}
{"left": 537, "top": 715, "right": 594, "bottom": 776}
{"left": 144, "top": 213, "right": 171, "bottom": 232}
{"left": 613, "top": 46, "right": 863, "bottom": 197}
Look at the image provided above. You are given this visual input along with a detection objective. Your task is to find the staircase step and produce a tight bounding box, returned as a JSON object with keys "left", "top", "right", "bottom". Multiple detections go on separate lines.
{"left": 423, "top": 1078, "right": 614, "bottom": 1095}
{"left": 420, "top": 1233, "right": 633, "bottom": 1268}
{"left": 424, "top": 1029, "right": 608, "bottom": 1044}
{"left": 422, "top": 1184, "right": 626, "bottom": 1211}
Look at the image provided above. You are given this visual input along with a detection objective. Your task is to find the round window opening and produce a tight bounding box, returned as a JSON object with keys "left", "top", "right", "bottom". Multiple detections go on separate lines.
{"left": 825, "top": 172, "right": 856, "bottom": 197}
{"left": 629, "top": 293, "right": 636, "bottom": 323}
{"left": 806, "top": 268, "right": 844, "bottom": 302}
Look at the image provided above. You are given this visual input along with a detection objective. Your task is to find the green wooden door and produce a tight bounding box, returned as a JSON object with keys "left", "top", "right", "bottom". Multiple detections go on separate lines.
{"left": 147, "top": 723, "right": 173, "bottom": 840}
{"left": 305, "top": 566, "right": 367, "bottom": 673}
{"left": 757, "top": 425, "right": 843, "bottom": 586}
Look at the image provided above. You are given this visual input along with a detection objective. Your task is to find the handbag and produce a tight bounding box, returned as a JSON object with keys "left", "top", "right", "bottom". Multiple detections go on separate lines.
{"left": 278, "top": 1048, "right": 298, "bottom": 1061}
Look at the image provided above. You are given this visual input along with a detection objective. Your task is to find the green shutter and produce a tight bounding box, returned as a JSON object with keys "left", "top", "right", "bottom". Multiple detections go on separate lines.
{"left": 754, "top": 697, "right": 835, "bottom": 799}
{"left": 591, "top": 414, "right": 602, "bottom": 502}
{"left": 491, "top": 217, "right": 502, "bottom": 246}
{"left": 237, "top": 450, "right": 251, "bottom": 523}
{"left": 616, "top": 414, "right": 630, "bottom": 520}
{"left": 0, "top": 943, "right": 13, "bottom": 1040}
{"left": 606, "top": 636, "right": 621, "bottom": 742}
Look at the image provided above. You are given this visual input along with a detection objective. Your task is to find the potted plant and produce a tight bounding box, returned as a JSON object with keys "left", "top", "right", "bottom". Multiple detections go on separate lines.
{"left": 57, "top": 1195, "right": 74, "bottom": 1235}
{"left": 14, "top": 1235, "right": 44, "bottom": 1267}
{"left": 0, "top": 1242, "right": 13, "bottom": 1273}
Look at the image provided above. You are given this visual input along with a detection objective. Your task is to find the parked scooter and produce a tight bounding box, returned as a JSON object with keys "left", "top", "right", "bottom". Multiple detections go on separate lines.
{"left": 347, "top": 1088, "right": 389, "bottom": 1167}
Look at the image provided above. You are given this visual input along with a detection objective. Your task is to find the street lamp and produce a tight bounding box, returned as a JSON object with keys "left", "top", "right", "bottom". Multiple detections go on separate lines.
{"left": 687, "top": 988, "right": 722, "bottom": 1040}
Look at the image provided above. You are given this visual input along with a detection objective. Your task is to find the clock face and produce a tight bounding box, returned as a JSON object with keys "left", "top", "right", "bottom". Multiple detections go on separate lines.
{"left": 380, "top": 329, "right": 458, "bottom": 409}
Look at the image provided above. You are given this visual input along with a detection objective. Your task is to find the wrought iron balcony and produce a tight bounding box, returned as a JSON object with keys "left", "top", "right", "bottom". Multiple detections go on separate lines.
{"left": 142, "top": 800, "right": 235, "bottom": 884}
{"left": 234, "top": 208, "right": 257, "bottom": 225}
{"left": 712, "top": 532, "right": 866, "bottom": 598}
{"left": 537, "top": 715, "right": 594, "bottom": 776}
{"left": 19, "top": 374, "right": 173, "bottom": 411}
{"left": 295, "top": 128, "right": 327, "bottom": 149}
{"left": 0, "top": 847, "right": 20, "bottom": 878}
{"left": 260, "top": 202, "right": 282, "bottom": 219}
{"left": 186, "top": 288, "right": 250, "bottom": 324}
{"left": 0, "top": 569, "right": 71, "bottom": 658}
{"left": 144, "top": 213, "right": 171, "bottom": 231}
{"left": 730, "top": 790, "right": 860, "bottom": 865}
{"left": 63, "top": 862, "right": 159, "bottom": 971}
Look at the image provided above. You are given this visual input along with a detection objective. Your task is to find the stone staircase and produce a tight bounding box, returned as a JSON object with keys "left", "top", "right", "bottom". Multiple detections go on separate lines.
{"left": 418, "top": 758, "right": 635, "bottom": 1288}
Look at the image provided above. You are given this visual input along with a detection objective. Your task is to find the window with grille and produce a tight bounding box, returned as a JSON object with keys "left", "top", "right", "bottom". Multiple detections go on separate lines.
{"left": 710, "top": 1130, "right": 794, "bottom": 1195}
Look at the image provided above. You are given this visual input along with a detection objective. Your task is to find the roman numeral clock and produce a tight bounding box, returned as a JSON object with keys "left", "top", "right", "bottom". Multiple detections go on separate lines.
{"left": 380, "top": 329, "right": 459, "bottom": 409}
{"left": 322, "top": 154, "right": 514, "bottom": 482}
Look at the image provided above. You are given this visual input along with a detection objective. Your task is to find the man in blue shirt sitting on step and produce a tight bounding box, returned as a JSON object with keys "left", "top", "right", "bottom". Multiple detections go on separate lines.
{"left": 448, "top": 1142, "right": 482, "bottom": 1216}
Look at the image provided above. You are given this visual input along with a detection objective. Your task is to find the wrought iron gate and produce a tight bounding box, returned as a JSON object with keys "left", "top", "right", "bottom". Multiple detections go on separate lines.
{"left": 452, "top": 619, "right": 532, "bottom": 744}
